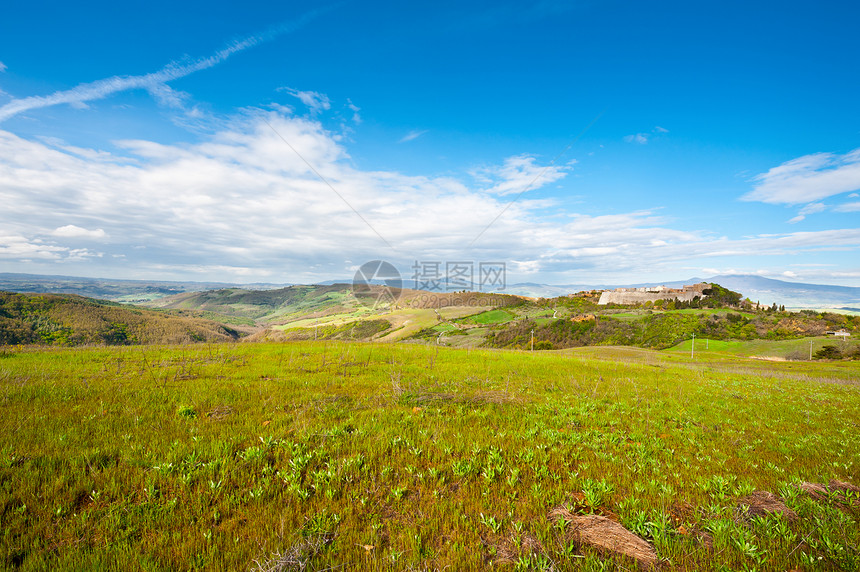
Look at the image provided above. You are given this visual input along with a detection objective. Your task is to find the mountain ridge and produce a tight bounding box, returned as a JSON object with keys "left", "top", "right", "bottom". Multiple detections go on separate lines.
{"left": 2, "top": 272, "right": 859, "bottom": 310}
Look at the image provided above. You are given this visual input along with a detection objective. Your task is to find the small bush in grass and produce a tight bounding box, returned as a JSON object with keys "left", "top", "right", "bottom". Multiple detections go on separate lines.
{"left": 785, "top": 349, "right": 807, "bottom": 361}
{"left": 814, "top": 345, "right": 842, "bottom": 360}
{"left": 177, "top": 404, "right": 197, "bottom": 419}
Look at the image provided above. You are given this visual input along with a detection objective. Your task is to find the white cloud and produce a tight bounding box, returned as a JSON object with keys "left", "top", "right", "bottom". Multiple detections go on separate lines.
{"left": 398, "top": 129, "right": 427, "bottom": 143}
{"left": 0, "top": 9, "right": 328, "bottom": 122}
{"left": 2, "top": 111, "right": 860, "bottom": 284}
{"left": 800, "top": 203, "right": 826, "bottom": 215}
{"left": 743, "top": 148, "right": 860, "bottom": 205}
{"left": 624, "top": 126, "right": 668, "bottom": 145}
{"left": 279, "top": 88, "right": 331, "bottom": 115}
{"left": 472, "top": 154, "right": 568, "bottom": 195}
{"left": 624, "top": 133, "right": 649, "bottom": 144}
{"left": 52, "top": 225, "right": 107, "bottom": 239}
{"left": 787, "top": 201, "right": 827, "bottom": 223}
{"left": 835, "top": 201, "right": 860, "bottom": 212}
{"left": 0, "top": 61, "right": 7, "bottom": 73}
{"left": 347, "top": 99, "right": 361, "bottom": 124}
{"left": 38, "top": 136, "right": 128, "bottom": 162}
{"left": 0, "top": 234, "right": 99, "bottom": 261}
{"left": 147, "top": 83, "right": 191, "bottom": 109}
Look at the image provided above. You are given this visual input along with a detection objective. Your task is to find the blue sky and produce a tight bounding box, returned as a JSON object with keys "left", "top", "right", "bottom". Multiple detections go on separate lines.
{"left": 1, "top": 0, "right": 859, "bottom": 287}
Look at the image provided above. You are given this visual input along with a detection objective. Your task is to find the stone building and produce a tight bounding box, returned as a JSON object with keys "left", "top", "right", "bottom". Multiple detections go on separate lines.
{"left": 597, "top": 283, "right": 709, "bottom": 305}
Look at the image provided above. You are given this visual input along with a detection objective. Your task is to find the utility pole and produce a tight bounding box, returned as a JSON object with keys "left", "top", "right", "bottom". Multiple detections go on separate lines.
{"left": 809, "top": 340, "right": 813, "bottom": 360}
{"left": 530, "top": 329, "right": 535, "bottom": 351}
{"left": 691, "top": 333, "right": 695, "bottom": 359}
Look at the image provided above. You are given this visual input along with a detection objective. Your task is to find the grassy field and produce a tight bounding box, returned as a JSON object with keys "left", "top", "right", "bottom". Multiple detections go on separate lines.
{"left": 374, "top": 307, "right": 487, "bottom": 342}
{"left": 1, "top": 342, "right": 858, "bottom": 570}
{"left": 272, "top": 306, "right": 490, "bottom": 344}
{"left": 667, "top": 336, "right": 859, "bottom": 360}
{"left": 461, "top": 309, "right": 517, "bottom": 325}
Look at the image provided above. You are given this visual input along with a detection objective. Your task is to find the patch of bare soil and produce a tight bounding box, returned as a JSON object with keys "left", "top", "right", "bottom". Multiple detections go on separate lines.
{"left": 549, "top": 507, "right": 657, "bottom": 569}
{"left": 666, "top": 501, "right": 712, "bottom": 550}
{"left": 828, "top": 480, "right": 860, "bottom": 494}
{"left": 737, "top": 491, "right": 798, "bottom": 522}
{"left": 797, "top": 479, "right": 860, "bottom": 507}
{"left": 483, "top": 531, "right": 545, "bottom": 566}
{"left": 206, "top": 405, "right": 235, "bottom": 420}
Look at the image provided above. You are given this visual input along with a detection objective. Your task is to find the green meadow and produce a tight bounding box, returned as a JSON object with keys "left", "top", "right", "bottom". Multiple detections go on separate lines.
{"left": 667, "top": 336, "right": 856, "bottom": 360}
{"left": 1, "top": 342, "right": 858, "bottom": 570}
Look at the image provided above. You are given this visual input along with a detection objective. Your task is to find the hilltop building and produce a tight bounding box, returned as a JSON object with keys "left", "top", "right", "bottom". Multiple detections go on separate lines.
{"left": 597, "top": 283, "right": 710, "bottom": 305}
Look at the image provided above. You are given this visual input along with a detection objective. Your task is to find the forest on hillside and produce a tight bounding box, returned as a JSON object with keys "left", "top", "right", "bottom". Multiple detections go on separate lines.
{"left": 0, "top": 291, "right": 242, "bottom": 346}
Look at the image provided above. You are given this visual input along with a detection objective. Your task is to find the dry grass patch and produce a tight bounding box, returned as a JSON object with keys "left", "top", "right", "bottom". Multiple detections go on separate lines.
{"left": 549, "top": 506, "right": 658, "bottom": 569}
{"left": 737, "top": 491, "right": 798, "bottom": 522}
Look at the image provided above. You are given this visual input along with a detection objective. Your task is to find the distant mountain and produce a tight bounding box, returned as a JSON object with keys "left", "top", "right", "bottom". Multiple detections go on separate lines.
{"left": 0, "top": 273, "right": 290, "bottom": 302}
{"left": 505, "top": 274, "right": 860, "bottom": 310}
{"left": 501, "top": 283, "right": 598, "bottom": 298}
{"left": 700, "top": 275, "right": 860, "bottom": 309}
{"left": 3, "top": 272, "right": 858, "bottom": 311}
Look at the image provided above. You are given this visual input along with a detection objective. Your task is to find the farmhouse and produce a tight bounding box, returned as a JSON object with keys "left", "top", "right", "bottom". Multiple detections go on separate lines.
{"left": 597, "top": 282, "right": 710, "bottom": 305}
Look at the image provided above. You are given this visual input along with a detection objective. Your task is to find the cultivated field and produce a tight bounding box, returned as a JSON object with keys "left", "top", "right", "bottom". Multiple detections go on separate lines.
{"left": 1, "top": 342, "right": 858, "bottom": 570}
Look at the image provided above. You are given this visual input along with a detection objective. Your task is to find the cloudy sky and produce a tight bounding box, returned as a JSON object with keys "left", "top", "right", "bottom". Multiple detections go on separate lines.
{"left": 1, "top": 0, "right": 859, "bottom": 286}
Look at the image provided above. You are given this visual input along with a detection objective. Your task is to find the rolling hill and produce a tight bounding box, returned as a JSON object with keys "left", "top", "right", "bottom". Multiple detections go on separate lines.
{"left": 3, "top": 272, "right": 858, "bottom": 312}
{"left": 0, "top": 291, "right": 245, "bottom": 346}
{"left": 145, "top": 284, "right": 525, "bottom": 325}
{"left": 144, "top": 284, "right": 364, "bottom": 323}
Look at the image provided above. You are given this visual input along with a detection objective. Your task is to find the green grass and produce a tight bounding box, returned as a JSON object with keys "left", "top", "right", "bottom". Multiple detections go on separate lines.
{"left": 374, "top": 307, "right": 486, "bottom": 342}
{"left": 431, "top": 323, "right": 461, "bottom": 333}
{"left": 460, "top": 309, "right": 516, "bottom": 325}
{"left": 1, "top": 342, "right": 858, "bottom": 570}
{"left": 607, "top": 308, "right": 758, "bottom": 322}
{"left": 273, "top": 307, "right": 377, "bottom": 330}
{"left": 603, "top": 312, "right": 643, "bottom": 321}
{"left": 667, "top": 335, "right": 860, "bottom": 360}
{"left": 669, "top": 308, "right": 757, "bottom": 317}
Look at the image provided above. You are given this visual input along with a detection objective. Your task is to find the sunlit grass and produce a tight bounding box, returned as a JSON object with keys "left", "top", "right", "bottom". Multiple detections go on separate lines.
{"left": 1, "top": 342, "right": 858, "bottom": 570}
{"left": 667, "top": 335, "right": 858, "bottom": 359}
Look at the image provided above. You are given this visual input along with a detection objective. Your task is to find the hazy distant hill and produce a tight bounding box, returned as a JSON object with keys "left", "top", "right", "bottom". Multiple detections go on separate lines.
{"left": 4, "top": 272, "right": 858, "bottom": 313}
{"left": 699, "top": 275, "right": 860, "bottom": 310}
{"left": 146, "top": 284, "right": 525, "bottom": 325}
{"left": 145, "top": 284, "right": 359, "bottom": 323}
{"left": 0, "top": 291, "right": 243, "bottom": 346}
{"left": 0, "top": 273, "right": 289, "bottom": 303}
{"left": 502, "top": 275, "right": 860, "bottom": 310}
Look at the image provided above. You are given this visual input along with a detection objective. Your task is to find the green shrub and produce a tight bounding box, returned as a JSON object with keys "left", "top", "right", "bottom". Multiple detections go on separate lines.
{"left": 814, "top": 345, "right": 842, "bottom": 360}
{"left": 177, "top": 405, "right": 198, "bottom": 419}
